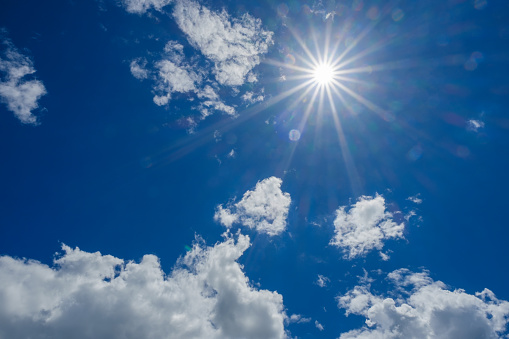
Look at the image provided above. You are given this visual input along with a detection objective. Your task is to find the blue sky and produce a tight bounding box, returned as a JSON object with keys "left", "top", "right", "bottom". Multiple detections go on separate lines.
{"left": 1, "top": 0, "right": 509, "bottom": 337}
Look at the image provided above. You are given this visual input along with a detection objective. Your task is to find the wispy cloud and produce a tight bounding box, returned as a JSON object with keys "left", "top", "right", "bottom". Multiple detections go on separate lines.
{"left": 0, "top": 36, "right": 47, "bottom": 124}
{"left": 330, "top": 194, "right": 405, "bottom": 259}
{"left": 338, "top": 269, "right": 509, "bottom": 338}
{"left": 467, "top": 119, "right": 485, "bottom": 132}
{"left": 316, "top": 274, "right": 330, "bottom": 288}
{"left": 288, "top": 314, "right": 311, "bottom": 324}
{"left": 406, "top": 194, "right": 422, "bottom": 204}
{"left": 0, "top": 234, "right": 287, "bottom": 338}
{"left": 215, "top": 177, "right": 291, "bottom": 236}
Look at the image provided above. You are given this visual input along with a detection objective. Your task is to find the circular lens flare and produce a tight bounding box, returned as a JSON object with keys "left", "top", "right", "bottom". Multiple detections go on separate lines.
{"left": 313, "top": 63, "right": 334, "bottom": 85}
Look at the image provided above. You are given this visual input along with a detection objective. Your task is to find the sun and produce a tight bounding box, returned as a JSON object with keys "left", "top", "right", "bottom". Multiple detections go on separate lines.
{"left": 313, "top": 63, "right": 335, "bottom": 85}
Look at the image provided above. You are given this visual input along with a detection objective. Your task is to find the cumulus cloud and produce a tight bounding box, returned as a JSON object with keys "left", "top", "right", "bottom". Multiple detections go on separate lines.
{"left": 330, "top": 194, "right": 405, "bottom": 259}
{"left": 130, "top": 40, "right": 236, "bottom": 125}
{"left": 215, "top": 177, "right": 291, "bottom": 236}
{"left": 0, "top": 37, "right": 47, "bottom": 124}
{"left": 122, "top": 0, "right": 172, "bottom": 14}
{"left": 338, "top": 269, "right": 509, "bottom": 338}
{"left": 0, "top": 234, "right": 287, "bottom": 339}
{"left": 172, "top": 0, "right": 273, "bottom": 86}
{"left": 126, "top": 0, "right": 272, "bottom": 127}
{"left": 315, "top": 320, "right": 324, "bottom": 331}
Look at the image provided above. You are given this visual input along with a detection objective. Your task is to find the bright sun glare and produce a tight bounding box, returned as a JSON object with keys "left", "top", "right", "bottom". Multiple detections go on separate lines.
{"left": 313, "top": 63, "right": 334, "bottom": 85}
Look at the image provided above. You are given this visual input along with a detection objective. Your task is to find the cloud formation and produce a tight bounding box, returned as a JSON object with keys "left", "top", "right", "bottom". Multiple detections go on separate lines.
{"left": 126, "top": 0, "right": 272, "bottom": 126}
{"left": 407, "top": 194, "right": 422, "bottom": 204}
{"left": 172, "top": 0, "right": 273, "bottom": 86}
{"left": 338, "top": 269, "right": 509, "bottom": 338}
{"left": 0, "top": 37, "right": 47, "bottom": 124}
{"left": 316, "top": 274, "right": 330, "bottom": 288}
{"left": 330, "top": 194, "right": 405, "bottom": 259}
{"left": 215, "top": 177, "right": 291, "bottom": 236}
{"left": 467, "top": 119, "right": 485, "bottom": 132}
{"left": 122, "top": 0, "right": 172, "bottom": 14}
{"left": 0, "top": 234, "right": 287, "bottom": 339}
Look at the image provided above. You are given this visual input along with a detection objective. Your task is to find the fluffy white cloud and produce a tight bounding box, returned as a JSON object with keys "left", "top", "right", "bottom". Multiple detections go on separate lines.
{"left": 0, "top": 38, "right": 47, "bottom": 124}
{"left": 330, "top": 194, "right": 405, "bottom": 259}
{"left": 338, "top": 269, "right": 509, "bottom": 338}
{"left": 215, "top": 177, "right": 291, "bottom": 236}
{"left": 130, "top": 40, "right": 236, "bottom": 123}
{"left": 122, "top": 0, "right": 172, "bottom": 14}
{"left": 315, "top": 320, "right": 324, "bottom": 331}
{"left": 172, "top": 0, "right": 273, "bottom": 86}
{"left": 0, "top": 234, "right": 287, "bottom": 339}
{"left": 126, "top": 0, "right": 271, "bottom": 126}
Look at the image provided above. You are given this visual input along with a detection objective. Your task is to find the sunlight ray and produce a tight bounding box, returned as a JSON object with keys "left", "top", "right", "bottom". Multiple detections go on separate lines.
{"left": 326, "top": 85, "right": 361, "bottom": 195}
{"left": 330, "top": 20, "right": 379, "bottom": 69}
{"left": 333, "top": 79, "right": 387, "bottom": 117}
{"left": 288, "top": 26, "right": 320, "bottom": 67}
{"left": 335, "top": 75, "right": 376, "bottom": 87}
{"left": 311, "top": 28, "right": 324, "bottom": 65}
{"left": 333, "top": 38, "right": 390, "bottom": 71}
{"left": 297, "top": 84, "right": 321, "bottom": 132}
{"left": 263, "top": 59, "right": 315, "bottom": 74}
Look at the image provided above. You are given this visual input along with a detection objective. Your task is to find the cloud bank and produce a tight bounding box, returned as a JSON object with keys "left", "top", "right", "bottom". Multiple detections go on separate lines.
{"left": 0, "top": 234, "right": 287, "bottom": 339}
{"left": 0, "top": 37, "right": 47, "bottom": 124}
{"left": 330, "top": 194, "right": 405, "bottom": 259}
{"left": 338, "top": 269, "right": 509, "bottom": 338}
{"left": 215, "top": 177, "right": 291, "bottom": 236}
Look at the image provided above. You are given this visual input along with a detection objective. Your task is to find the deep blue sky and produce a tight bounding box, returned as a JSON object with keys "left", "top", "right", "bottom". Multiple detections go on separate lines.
{"left": 1, "top": 0, "right": 509, "bottom": 338}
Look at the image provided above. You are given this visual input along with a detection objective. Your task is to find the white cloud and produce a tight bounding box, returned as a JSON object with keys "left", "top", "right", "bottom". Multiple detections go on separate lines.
{"left": 172, "top": 0, "right": 273, "bottom": 86}
{"left": 241, "top": 91, "right": 265, "bottom": 105}
{"left": 379, "top": 251, "right": 390, "bottom": 261}
{"left": 130, "top": 57, "right": 149, "bottom": 80}
{"left": 126, "top": 0, "right": 272, "bottom": 126}
{"left": 404, "top": 210, "right": 417, "bottom": 221}
{"left": 338, "top": 269, "right": 509, "bottom": 338}
{"left": 316, "top": 274, "right": 330, "bottom": 288}
{"left": 0, "top": 234, "right": 287, "bottom": 339}
{"left": 122, "top": 0, "right": 172, "bottom": 14}
{"left": 0, "top": 37, "right": 47, "bottom": 124}
{"left": 215, "top": 177, "right": 291, "bottom": 236}
{"left": 407, "top": 194, "right": 422, "bottom": 204}
{"left": 315, "top": 320, "right": 324, "bottom": 331}
{"left": 288, "top": 314, "right": 311, "bottom": 324}
{"left": 467, "top": 119, "right": 485, "bottom": 132}
{"left": 330, "top": 194, "right": 405, "bottom": 259}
